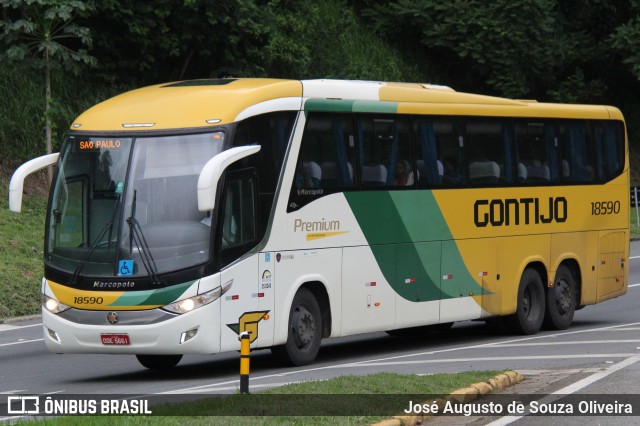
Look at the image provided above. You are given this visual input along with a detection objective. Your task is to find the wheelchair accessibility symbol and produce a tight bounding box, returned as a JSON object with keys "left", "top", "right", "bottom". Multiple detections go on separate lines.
{"left": 118, "top": 260, "right": 134, "bottom": 276}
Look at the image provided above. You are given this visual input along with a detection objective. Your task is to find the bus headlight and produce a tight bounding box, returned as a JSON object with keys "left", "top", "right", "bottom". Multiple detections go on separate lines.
{"left": 42, "top": 295, "right": 71, "bottom": 314}
{"left": 162, "top": 287, "right": 222, "bottom": 314}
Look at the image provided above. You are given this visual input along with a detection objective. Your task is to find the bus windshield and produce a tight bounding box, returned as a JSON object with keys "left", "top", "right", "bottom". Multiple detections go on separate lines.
{"left": 46, "top": 132, "right": 225, "bottom": 278}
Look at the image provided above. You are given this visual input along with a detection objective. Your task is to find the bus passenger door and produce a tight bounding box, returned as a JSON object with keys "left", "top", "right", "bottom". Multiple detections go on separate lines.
{"left": 218, "top": 169, "right": 261, "bottom": 352}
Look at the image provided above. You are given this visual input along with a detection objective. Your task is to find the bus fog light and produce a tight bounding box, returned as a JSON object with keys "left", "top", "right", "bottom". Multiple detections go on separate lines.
{"left": 163, "top": 287, "right": 223, "bottom": 314}
{"left": 180, "top": 328, "right": 198, "bottom": 344}
{"left": 47, "top": 328, "right": 61, "bottom": 343}
{"left": 42, "top": 295, "right": 71, "bottom": 314}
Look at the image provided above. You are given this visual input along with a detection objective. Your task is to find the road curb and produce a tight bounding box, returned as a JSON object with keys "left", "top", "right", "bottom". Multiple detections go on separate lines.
{"left": 372, "top": 370, "right": 525, "bottom": 426}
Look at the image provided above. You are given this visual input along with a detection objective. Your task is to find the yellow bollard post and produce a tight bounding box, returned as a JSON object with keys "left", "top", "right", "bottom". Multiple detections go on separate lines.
{"left": 239, "top": 331, "right": 250, "bottom": 394}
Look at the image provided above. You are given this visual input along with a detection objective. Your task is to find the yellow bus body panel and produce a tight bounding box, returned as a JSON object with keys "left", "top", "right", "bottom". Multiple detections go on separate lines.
{"left": 72, "top": 79, "right": 302, "bottom": 131}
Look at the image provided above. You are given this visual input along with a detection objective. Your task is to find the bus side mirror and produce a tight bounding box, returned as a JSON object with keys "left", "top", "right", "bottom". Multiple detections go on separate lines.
{"left": 9, "top": 153, "right": 60, "bottom": 213}
{"left": 197, "top": 145, "right": 261, "bottom": 212}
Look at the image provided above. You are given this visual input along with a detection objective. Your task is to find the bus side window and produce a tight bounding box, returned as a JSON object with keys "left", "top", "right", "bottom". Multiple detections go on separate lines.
{"left": 414, "top": 118, "right": 464, "bottom": 187}
{"left": 593, "top": 121, "right": 624, "bottom": 181}
{"left": 466, "top": 120, "right": 510, "bottom": 185}
{"left": 558, "top": 120, "right": 596, "bottom": 183}
{"left": 515, "top": 121, "right": 551, "bottom": 184}
{"left": 288, "top": 113, "right": 356, "bottom": 211}
{"left": 357, "top": 115, "right": 412, "bottom": 188}
{"left": 219, "top": 170, "right": 259, "bottom": 266}
{"left": 234, "top": 111, "right": 296, "bottom": 239}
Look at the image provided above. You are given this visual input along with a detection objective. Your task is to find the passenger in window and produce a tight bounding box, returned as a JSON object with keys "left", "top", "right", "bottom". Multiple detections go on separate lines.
{"left": 442, "top": 156, "right": 462, "bottom": 184}
{"left": 295, "top": 161, "right": 321, "bottom": 188}
{"left": 393, "top": 160, "right": 414, "bottom": 186}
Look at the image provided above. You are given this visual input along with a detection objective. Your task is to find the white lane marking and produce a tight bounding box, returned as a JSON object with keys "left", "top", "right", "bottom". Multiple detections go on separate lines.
{"left": 165, "top": 381, "right": 298, "bottom": 394}
{"left": 162, "top": 353, "right": 640, "bottom": 394}
{"left": 487, "top": 355, "right": 640, "bottom": 426}
{"left": 0, "top": 323, "right": 41, "bottom": 333}
{"left": 488, "top": 339, "right": 640, "bottom": 347}
{"left": 161, "top": 320, "right": 640, "bottom": 395}
{"left": 0, "top": 416, "right": 25, "bottom": 422}
{"left": 630, "top": 255, "right": 639, "bottom": 260}
{"left": 359, "top": 353, "right": 638, "bottom": 367}
{"left": 629, "top": 283, "right": 640, "bottom": 288}
{"left": 474, "top": 321, "right": 640, "bottom": 349}
{"left": 0, "top": 338, "right": 44, "bottom": 348}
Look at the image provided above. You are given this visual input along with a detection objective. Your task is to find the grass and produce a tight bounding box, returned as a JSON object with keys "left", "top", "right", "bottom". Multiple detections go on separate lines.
{"left": 14, "top": 371, "right": 504, "bottom": 424}
{"left": 0, "top": 178, "right": 47, "bottom": 319}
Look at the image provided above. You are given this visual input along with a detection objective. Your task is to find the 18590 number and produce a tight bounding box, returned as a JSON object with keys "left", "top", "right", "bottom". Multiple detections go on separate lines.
{"left": 73, "top": 296, "right": 104, "bottom": 305}
{"left": 591, "top": 201, "right": 620, "bottom": 215}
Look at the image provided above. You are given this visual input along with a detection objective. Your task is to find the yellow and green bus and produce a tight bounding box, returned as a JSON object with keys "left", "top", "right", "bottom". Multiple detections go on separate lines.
{"left": 9, "top": 79, "right": 629, "bottom": 369}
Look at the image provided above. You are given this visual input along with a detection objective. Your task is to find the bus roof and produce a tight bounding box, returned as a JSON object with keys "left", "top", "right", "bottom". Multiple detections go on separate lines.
{"left": 71, "top": 79, "right": 622, "bottom": 131}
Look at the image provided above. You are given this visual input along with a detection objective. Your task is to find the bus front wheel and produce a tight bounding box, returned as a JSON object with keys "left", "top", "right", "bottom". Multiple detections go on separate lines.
{"left": 544, "top": 264, "right": 576, "bottom": 330}
{"left": 505, "top": 268, "right": 545, "bottom": 335}
{"left": 136, "top": 354, "right": 182, "bottom": 370}
{"left": 272, "top": 288, "right": 322, "bottom": 366}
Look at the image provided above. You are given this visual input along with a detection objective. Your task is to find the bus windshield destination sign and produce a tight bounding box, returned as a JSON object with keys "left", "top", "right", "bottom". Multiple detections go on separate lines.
{"left": 78, "top": 139, "right": 121, "bottom": 151}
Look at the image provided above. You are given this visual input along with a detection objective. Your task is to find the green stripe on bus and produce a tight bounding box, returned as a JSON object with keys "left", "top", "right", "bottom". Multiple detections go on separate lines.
{"left": 352, "top": 100, "right": 398, "bottom": 113}
{"left": 345, "top": 190, "right": 485, "bottom": 301}
{"left": 304, "top": 99, "right": 355, "bottom": 112}
{"left": 304, "top": 99, "right": 398, "bottom": 114}
{"left": 108, "top": 280, "right": 196, "bottom": 307}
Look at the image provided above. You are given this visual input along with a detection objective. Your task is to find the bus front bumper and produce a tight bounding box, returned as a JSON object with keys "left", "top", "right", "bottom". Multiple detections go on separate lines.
{"left": 41, "top": 301, "right": 221, "bottom": 355}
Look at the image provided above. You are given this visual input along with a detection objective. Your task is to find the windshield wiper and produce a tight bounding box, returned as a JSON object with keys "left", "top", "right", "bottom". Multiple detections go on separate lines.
{"left": 71, "top": 216, "right": 113, "bottom": 285}
{"left": 106, "top": 194, "right": 120, "bottom": 251}
{"left": 126, "top": 190, "right": 162, "bottom": 285}
{"left": 70, "top": 194, "right": 120, "bottom": 285}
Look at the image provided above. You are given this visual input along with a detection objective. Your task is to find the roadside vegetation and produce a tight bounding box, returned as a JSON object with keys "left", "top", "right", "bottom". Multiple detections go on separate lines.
{"left": 0, "top": 178, "right": 46, "bottom": 319}
{"left": 15, "top": 371, "right": 504, "bottom": 425}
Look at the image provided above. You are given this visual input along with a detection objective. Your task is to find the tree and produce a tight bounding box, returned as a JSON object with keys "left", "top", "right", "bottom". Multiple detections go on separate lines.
{"left": 358, "top": 0, "right": 560, "bottom": 98}
{"left": 86, "top": 0, "right": 318, "bottom": 85}
{"left": 0, "top": 0, "right": 95, "bottom": 181}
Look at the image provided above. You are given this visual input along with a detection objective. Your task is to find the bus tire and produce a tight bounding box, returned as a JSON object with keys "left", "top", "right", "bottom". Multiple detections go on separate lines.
{"left": 504, "top": 268, "right": 545, "bottom": 335}
{"left": 272, "top": 288, "right": 322, "bottom": 366}
{"left": 544, "top": 264, "right": 576, "bottom": 330}
{"left": 136, "top": 354, "right": 182, "bottom": 370}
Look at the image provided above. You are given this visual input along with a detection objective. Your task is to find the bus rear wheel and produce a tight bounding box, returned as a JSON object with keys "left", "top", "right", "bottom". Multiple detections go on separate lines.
{"left": 272, "top": 288, "right": 322, "bottom": 366}
{"left": 504, "top": 268, "right": 545, "bottom": 335}
{"left": 136, "top": 354, "right": 182, "bottom": 370}
{"left": 544, "top": 264, "right": 576, "bottom": 330}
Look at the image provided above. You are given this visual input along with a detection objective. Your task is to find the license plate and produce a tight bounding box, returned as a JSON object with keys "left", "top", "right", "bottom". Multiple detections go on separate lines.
{"left": 101, "top": 333, "right": 131, "bottom": 345}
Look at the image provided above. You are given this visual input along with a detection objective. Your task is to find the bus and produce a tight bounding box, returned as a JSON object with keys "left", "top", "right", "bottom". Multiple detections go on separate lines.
{"left": 9, "top": 79, "right": 629, "bottom": 369}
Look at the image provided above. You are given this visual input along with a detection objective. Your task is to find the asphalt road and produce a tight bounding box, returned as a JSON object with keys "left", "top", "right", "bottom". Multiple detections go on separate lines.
{"left": 1, "top": 240, "right": 639, "bottom": 423}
